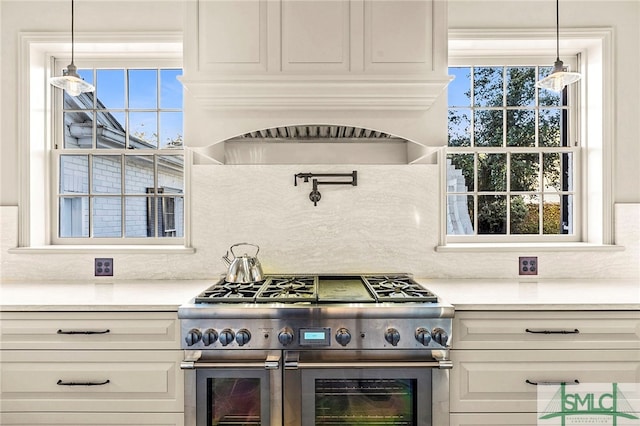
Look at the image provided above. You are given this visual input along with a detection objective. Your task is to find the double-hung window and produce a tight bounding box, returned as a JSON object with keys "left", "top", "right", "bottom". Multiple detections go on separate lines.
{"left": 52, "top": 61, "right": 184, "bottom": 244}
{"left": 446, "top": 61, "right": 579, "bottom": 242}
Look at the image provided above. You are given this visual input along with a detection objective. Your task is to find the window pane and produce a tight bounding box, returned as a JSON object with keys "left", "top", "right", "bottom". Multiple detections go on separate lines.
{"left": 506, "top": 67, "right": 535, "bottom": 106}
{"left": 96, "top": 111, "right": 126, "bottom": 149}
{"left": 478, "top": 153, "right": 506, "bottom": 191}
{"left": 447, "top": 194, "right": 474, "bottom": 235}
{"left": 160, "top": 69, "right": 183, "bottom": 109}
{"left": 64, "top": 112, "right": 94, "bottom": 148}
{"left": 474, "top": 110, "right": 503, "bottom": 147}
{"left": 59, "top": 196, "right": 89, "bottom": 237}
{"left": 125, "top": 155, "right": 154, "bottom": 194}
{"left": 542, "top": 194, "right": 566, "bottom": 234}
{"left": 448, "top": 67, "right": 471, "bottom": 107}
{"left": 158, "top": 196, "right": 183, "bottom": 238}
{"left": 478, "top": 195, "right": 506, "bottom": 234}
{"left": 473, "top": 67, "right": 503, "bottom": 107}
{"left": 125, "top": 196, "right": 149, "bottom": 237}
{"left": 158, "top": 155, "right": 184, "bottom": 192}
{"left": 96, "top": 69, "right": 125, "bottom": 109}
{"left": 129, "top": 112, "right": 158, "bottom": 148}
{"left": 93, "top": 196, "right": 122, "bottom": 237}
{"left": 92, "top": 155, "right": 122, "bottom": 194}
{"left": 511, "top": 195, "right": 540, "bottom": 234}
{"left": 60, "top": 155, "right": 88, "bottom": 194}
{"left": 506, "top": 109, "right": 535, "bottom": 147}
{"left": 511, "top": 153, "right": 540, "bottom": 191}
{"left": 543, "top": 152, "right": 573, "bottom": 191}
{"left": 128, "top": 69, "right": 157, "bottom": 109}
{"left": 539, "top": 109, "right": 562, "bottom": 147}
{"left": 159, "top": 112, "right": 183, "bottom": 148}
{"left": 448, "top": 109, "right": 471, "bottom": 147}
{"left": 447, "top": 153, "right": 474, "bottom": 192}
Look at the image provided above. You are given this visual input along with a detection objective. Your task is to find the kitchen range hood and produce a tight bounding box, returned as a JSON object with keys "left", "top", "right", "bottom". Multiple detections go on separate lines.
{"left": 181, "top": 0, "right": 450, "bottom": 165}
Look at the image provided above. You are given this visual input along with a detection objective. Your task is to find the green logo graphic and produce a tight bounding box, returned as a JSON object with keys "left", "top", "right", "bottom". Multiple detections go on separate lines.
{"left": 539, "top": 383, "right": 639, "bottom": 425}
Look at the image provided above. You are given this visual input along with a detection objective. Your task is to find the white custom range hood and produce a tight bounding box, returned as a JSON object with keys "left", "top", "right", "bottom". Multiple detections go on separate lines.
{"left": 181, "top": 0, "right": 451, "bottom": 164}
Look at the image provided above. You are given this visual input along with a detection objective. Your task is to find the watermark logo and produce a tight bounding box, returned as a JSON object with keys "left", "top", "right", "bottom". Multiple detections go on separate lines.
{"left": 538, "top": 382, "right": 640, "bottom": 425}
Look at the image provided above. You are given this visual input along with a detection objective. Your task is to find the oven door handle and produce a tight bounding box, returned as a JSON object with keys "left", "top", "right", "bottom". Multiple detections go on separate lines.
{"left": 285, "top": 359, "right": 453, "bottom": 370}
{"left": 181, "top": 354, "right": 280, "bottom": 370}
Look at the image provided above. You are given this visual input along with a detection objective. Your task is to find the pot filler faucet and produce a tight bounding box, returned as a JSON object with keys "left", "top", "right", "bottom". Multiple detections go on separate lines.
{"left": 294, "top": 171, "right": 357, "bottom": 206}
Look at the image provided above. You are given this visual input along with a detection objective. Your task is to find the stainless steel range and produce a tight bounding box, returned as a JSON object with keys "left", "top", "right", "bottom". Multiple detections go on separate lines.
{"left": 179, "top": 274, "right": 454, "bottom": 426}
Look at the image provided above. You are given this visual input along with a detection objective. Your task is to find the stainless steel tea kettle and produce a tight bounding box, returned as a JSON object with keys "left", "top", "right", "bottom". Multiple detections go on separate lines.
{"left": 222, "top": 243, "right": 264, "bottom": 283}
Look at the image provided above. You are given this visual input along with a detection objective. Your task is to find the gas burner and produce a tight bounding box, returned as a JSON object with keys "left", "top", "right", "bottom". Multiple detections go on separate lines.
{"left": 364, "top": 275, "right": 438, "bottom": 302}
{"left": 256, "top": 276, "right": 317, "bottom": 302}
{"left": 194, "top": 280, "right": 265, "bottom": 303}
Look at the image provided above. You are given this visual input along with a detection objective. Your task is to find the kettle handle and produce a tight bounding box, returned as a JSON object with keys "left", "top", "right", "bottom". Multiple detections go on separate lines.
{"left": 229, "top": 243, "right": 260, "bottom": 257}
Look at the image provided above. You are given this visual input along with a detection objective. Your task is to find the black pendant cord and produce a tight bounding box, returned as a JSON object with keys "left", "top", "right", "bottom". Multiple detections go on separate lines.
{"left": 70, "top": 0, "right": 75, "bottom": 66}
{"left": 555, "top": 0, "right": 560, "bottom": 62}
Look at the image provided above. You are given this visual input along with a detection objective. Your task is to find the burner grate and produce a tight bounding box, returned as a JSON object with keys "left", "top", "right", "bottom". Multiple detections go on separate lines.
{"left": 256, "top": 276, "right": 317, "bottom": 302}
{"left": 363, "top": 275, "right": 438, "bottom": 302}
{"left": 194, "top": 279, "right": 265, "bottom": 303}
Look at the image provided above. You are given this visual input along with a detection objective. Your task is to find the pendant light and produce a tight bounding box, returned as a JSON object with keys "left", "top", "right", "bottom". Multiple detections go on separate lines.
{"left": 49, "top": 0, "right": 95, "bottom": 96}
{"left": 536, "top": 0, "right": 581, "bottom": 92}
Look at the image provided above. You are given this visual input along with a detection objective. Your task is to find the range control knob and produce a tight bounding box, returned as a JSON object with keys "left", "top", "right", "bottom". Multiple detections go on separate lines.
{"left": 202, "top": 328, "right": 218, "bottom": 346}
{"left": 219, "top": 329, "right": 235, "bottom": 346}
{"left": 415, "top": 327, "right": 432, "bottom": 346}
{"left": 185, "top": 328, "right": 202, "bottom": 346}
{"left": 235, "top": 329, "right": 251, "bottom": 346}
{"left": 278, "top": 328, "right": 295, "bottom": 346}
{"left": 335, "top": 328, "right": 352, "bottom": 346}
{"left": 384, "top": 328, "right": 401, "bottom": 346}
{"left": 432, "top": 328, "right": 449, "bottom": 347}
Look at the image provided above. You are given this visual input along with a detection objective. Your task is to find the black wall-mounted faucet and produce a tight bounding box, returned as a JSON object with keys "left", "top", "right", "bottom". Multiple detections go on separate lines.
{"left": 294, "top": 171, "right": 357, "bottom": 206}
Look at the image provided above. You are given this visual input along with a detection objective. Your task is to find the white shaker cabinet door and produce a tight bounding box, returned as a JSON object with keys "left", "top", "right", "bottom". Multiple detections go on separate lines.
{"left": 450, "top": 349, "right": 640, "bottom": 413}
{"left": 0, "top": 350, "right": 183, "bottom": 413}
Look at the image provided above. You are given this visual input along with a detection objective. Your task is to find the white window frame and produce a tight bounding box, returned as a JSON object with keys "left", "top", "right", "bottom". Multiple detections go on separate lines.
{"left": 439, "top": 28, "right": 616, "bottom": 251}
{"left": 51, "top": 59, "right": 184, "bottom": 245}
{"left": 14, "top": 32, "right": 192, "bottom": 253}
{"left": 446, "top": 60, "right": 581, "bottom": 243}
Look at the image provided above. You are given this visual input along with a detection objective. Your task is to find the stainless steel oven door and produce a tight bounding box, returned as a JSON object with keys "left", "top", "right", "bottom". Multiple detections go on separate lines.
{"left": 182, "top": 350, "right": 282, "bottom": 426}
{"left": 283, "top": 350, "right": 449, "bottom": 426}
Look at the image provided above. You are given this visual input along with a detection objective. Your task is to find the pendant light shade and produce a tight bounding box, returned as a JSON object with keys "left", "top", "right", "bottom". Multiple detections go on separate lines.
{"left": 49, "top": 0, "right": 94, "bottom": 96}
{"left": 536, "top": 0, "right": 581, "bottom": 92}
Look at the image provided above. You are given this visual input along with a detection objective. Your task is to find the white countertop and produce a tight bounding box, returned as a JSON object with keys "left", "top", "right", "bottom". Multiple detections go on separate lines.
{"left": 0, "top": 280, "right": 213, "bottom": 311}
{"left": 0, "top": 278, "right": 638, "bottom": 312}
{"left": 416, "top": 278, "right": 640, "bottom": 310}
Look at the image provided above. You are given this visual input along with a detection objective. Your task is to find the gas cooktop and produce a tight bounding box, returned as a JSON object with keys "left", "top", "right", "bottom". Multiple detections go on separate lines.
{"left": 194, "top": 274, "right": 439, "bottom": 304}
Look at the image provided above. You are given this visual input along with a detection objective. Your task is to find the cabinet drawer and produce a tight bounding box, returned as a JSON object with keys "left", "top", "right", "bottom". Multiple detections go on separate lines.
{"left": 451, "top": 413, "right": 537, "bottom": 425}
{"left": 0, "top": 350, "right": 183, "bottom": 412}
{"left": 0, "top": 312, "right": 179, "bottom": 349}
{"left": 450, "top": 349, "right": 640, "bottom": 413}
{"left": 454, "top": 311, "right": 640, "bottom": 350}
{"left": 0, "top": 412, "right": 184, "bottom": 426}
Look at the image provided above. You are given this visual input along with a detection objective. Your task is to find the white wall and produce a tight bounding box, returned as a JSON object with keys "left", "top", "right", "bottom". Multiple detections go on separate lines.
{"left": 0, "top": 0, "right": 638, "bottom": 281}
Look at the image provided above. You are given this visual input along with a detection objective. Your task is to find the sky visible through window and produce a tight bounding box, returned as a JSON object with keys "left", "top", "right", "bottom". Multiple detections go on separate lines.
{"left": 76, "top": 68, "right": 183, "bottom": 148}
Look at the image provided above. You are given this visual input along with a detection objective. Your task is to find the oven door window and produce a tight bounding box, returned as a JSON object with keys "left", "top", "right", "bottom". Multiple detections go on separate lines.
{"left": 196, "top": 369, "right": 270, "bottom": 426}
{"left": 301, "top": 369, "right": 432, "bottom": 425}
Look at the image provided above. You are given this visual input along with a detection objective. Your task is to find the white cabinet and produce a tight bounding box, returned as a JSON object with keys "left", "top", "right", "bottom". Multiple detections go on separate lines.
{"left": 185, "top": 0, "right": 445, "bottom": 77}
{"left": 0, "top": 311, "right": 183, "bottom": 425}
{"left": 450, "top": 310, "right": 640, "bottom": 424}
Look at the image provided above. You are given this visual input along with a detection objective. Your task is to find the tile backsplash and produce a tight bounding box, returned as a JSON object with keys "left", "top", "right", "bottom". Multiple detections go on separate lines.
{"left": 1, "top": 164, "right": 638, "bottom": 281}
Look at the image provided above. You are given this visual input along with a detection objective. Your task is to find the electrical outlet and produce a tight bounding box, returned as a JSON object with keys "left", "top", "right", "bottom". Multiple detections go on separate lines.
{"left": 95, "top": 258, "right": 113, "bottom": 276}
{"left": 519, "top": 256, "right": 538, "bottom": 275}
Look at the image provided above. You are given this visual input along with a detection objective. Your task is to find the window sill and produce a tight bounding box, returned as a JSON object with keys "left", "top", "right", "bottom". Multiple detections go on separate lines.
{"left": 435, "top": 242, "right": 625, "bottom": 253}
{"left": 8, "top": 245, "right": 196, "bottom": 255}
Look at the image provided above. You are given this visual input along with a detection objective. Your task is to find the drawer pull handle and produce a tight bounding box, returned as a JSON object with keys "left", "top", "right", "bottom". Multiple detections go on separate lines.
{"left": 57, "top": 379, "right": 110, "bottom": 386}
{"left": 526, "top": 379, "right": 580, "bottom": 386}
{"left": 525, "top": 328, "right": 579, "bottom": 334}
{"left": 57, "top": 329, "right": 111, "bottom": 335}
